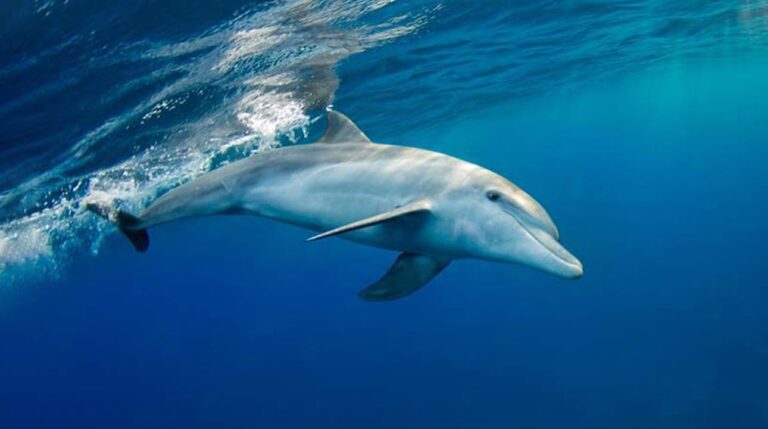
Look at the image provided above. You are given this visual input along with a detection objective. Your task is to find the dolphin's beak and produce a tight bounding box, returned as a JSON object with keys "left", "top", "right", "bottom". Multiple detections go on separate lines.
{"left": 505, "top": 206, "right": 583, "bottom": 278}
{"left": 499, "top": 195, "right": 583, "bottom": 278}
{"left": 525, "top": 225, "right": 583, "bottom": 278}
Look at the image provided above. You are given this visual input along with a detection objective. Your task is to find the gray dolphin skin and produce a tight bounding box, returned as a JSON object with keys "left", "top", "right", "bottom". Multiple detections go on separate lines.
{"left": 87, "top": 110, "right": 582, "bottom": 300}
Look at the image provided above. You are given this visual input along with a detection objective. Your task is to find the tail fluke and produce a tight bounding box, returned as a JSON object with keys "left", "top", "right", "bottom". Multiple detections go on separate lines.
{"left": 85, "top": 202, "right": 149, "bottom": 252}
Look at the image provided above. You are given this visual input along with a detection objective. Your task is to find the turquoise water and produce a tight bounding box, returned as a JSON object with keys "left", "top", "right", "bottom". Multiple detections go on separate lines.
{"left": 2, "top": 1, "right": 768, "bottom": 427}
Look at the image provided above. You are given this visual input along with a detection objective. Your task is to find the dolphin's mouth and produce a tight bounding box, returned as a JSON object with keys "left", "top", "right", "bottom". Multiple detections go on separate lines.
{"left": 504, "top": 207, "right": 583, "bottom": 278}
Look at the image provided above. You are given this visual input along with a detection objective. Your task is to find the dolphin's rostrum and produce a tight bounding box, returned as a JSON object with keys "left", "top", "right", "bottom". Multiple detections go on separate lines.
{"left": 87, "top": 110, "right": 583, "bottom": 300}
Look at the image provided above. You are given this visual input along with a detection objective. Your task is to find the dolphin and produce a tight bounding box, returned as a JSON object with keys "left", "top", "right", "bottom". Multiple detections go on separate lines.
{"left": 87, "top": 110, "right": 582, "bottom": 300}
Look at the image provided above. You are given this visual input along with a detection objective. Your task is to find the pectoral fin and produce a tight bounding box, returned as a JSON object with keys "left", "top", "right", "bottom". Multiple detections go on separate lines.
{"left": 360, "top": 253, "right": 451, "bottom": 301}
{"left": 306, "top": 200, "right": 432, "bottom": 242}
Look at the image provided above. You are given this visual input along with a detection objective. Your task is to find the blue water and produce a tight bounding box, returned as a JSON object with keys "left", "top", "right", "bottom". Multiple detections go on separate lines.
{"left": 2, "top": 1, "right": 768, "bottom": 427}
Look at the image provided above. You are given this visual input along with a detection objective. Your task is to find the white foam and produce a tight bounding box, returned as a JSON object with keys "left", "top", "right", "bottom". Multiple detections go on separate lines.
{"left": 237, "top": 91, "right": 309, "bottom": 144}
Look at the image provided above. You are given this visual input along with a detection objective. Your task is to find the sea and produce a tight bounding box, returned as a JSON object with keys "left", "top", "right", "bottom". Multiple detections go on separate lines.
{"left": 1, "top": 1, "right": 768, "bottom": 427}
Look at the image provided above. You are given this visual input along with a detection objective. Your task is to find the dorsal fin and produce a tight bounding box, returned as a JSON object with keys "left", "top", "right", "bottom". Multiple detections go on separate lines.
{"left": 316, "top": 109, "right": 372, "bottom": 144}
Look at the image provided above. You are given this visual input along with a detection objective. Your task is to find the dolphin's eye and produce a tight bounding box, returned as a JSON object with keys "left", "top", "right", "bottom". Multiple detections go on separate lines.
{"left": 486, "top": 190, "right": 501, "bottom": 202}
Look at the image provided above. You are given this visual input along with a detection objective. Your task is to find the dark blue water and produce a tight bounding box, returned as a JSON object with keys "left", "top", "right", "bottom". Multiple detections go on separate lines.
{"left": 2, "top": 1, "right": 768, "bottom": 427}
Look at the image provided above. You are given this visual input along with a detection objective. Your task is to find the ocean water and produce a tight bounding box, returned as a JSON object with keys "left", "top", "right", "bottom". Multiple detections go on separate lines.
{"left": 2, "top": 1, "right": 768, "bottom": 427}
